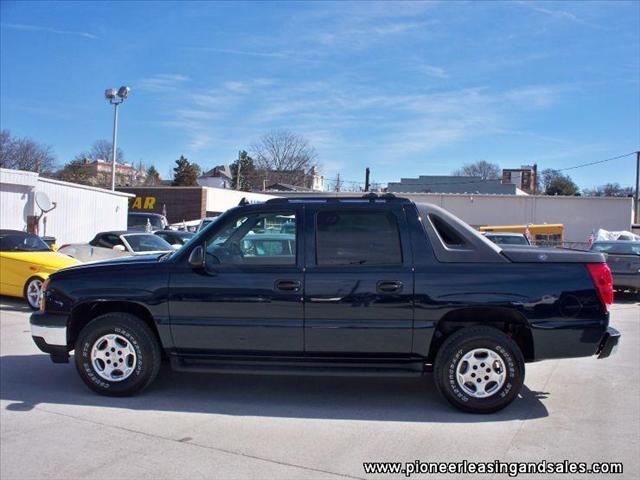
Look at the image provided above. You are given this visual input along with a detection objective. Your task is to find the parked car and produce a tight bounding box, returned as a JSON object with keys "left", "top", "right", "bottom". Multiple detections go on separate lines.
{"left": 197, "top": 216, "right": 219, "bottom": 232}
{"left": 0, "top": 230, "right": 79, "bottom": 309}
{"left": 482, "top": 232, "right": 531, "bottom": 246}
{"left": 590, "top": 241, "right": 640, "bottom": 293}
{"left": 31, "top": 194, "right": 618, "bottom": 413}
{"left": 241, "top": 233, "right": 295, "bottom": 259}
{"left": 128, "top": 212, "right": 168, "bottom": 231}
{"left": 58, "top": 231, "right": 175, "bottom": 263}
{"left": 154, "top": 230, "right": 195, "bottom": 247}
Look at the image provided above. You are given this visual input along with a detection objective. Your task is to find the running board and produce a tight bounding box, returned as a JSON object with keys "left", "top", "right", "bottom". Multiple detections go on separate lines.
{"left": 169, "top": 354, "right": 426, "bottom": 377}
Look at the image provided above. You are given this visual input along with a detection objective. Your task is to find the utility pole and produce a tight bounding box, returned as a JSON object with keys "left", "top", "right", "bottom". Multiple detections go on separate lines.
{"left": 364, "top": 167, "right": 370, "bottom": 192}
{"left": 236, "top": 150, "right": 242, "bottom": 190}
{"left": 635, "top": 151, "right": 640, "bottom": 224}
{"left": 110, "top": 102, "right": 119, "bottom": 190}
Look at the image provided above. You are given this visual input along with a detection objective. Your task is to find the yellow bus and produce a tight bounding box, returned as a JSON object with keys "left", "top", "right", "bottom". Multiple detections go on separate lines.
{"left": 479, "top": 224, "right": 564, "bottom": 245}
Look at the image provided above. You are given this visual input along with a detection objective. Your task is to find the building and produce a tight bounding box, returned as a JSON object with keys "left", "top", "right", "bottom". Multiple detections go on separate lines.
{"left": 502, "top": 165, "right": 537, "bottom": 194}
{"left": 75, "top": 158, "right": 147, "bottom": 187}
{"left": 118, "top": 186, "right": 275, "bottom": 224}
{"left": 197, "top": 165, "right": 233, "bottom": 189}
{"left": 263, "top": 183, "right": 315, "bottom": 192}
{"left": 387, "top": 175, "right": 523, "bottom": 195}
{"left": 274, "top": 190, "right": 634, "bottom": 245}
{"left": 0, "top": 168, "right": 132, "bottom": 245}
{"left": 261, "top": 167, "right": 325, "bottom": 192}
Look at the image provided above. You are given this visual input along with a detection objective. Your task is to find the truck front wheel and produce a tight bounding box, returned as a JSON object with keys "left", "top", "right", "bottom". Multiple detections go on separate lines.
{"left": 434, "top": 326, "right": 525, "bottom": 413}
{"left": 74, "top": 313, "right": 161, "bottom": 396}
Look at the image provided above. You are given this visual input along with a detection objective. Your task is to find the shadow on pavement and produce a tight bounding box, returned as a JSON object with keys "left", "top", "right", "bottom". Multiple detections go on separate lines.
{"left": 0, "top": 353, "right": 549, "bottom": 423}
{"left": 0, "top": 296, "right": 31, "bottom": 313}
{"left": 614, "top": 291, "right": 639, "bottom": 305}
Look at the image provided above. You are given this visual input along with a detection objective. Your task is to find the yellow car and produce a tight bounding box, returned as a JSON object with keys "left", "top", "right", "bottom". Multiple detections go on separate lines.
{"left": 0, "top": 230, "right": 80, "bottom": 309}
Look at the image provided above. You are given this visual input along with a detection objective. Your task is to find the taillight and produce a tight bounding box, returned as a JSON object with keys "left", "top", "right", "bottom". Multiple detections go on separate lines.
{"left": 587, "top": 263, "right": 614, "bottom": 308}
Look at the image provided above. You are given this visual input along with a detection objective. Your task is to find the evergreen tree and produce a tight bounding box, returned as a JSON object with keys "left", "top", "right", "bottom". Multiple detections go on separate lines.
{"left": 172, "top": 155, "right": 201, "bottom": 186}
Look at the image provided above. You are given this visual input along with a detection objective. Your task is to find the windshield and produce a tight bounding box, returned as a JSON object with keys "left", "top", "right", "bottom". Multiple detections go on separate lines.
{"left": 128, "top": 214, "right": 165, "bottom": 230}
{"left": 123, "top": 234, "right": 173, "bottom": 252}
{"left": 0, "top": 232, "right": 51, "bottom": 252}
{"left": 591, "top": 242, "right": 640, "bottom": 255}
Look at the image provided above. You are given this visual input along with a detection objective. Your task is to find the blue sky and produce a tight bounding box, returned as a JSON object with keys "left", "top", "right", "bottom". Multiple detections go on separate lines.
{"left": 1, "top": 0, "right": 638, "bottom": 189}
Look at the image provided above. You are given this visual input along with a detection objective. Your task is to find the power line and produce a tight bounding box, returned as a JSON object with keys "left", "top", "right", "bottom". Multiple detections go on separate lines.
{"left": 323, "top": 151, "right": 639, "bottom": 188}
{"left": 555, "top": 151, "right": 637, "bottom": 172}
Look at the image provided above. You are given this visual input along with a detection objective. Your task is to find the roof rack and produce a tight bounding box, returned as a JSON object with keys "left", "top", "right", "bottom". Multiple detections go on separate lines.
{"left": 264, "top": 193, "right": 409, "bottom": 204}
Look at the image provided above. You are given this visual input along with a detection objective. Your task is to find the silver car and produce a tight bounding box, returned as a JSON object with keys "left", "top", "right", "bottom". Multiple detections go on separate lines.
{"left": 58, "top": 231, "right": 175, "bottom": 263}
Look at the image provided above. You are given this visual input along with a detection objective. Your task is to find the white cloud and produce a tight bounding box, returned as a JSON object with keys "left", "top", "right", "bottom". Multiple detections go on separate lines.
{"left": 138, "top": 74, "right": 190, "bottom": 92}
{"left": 1, "top": 23, "right": 98, "bottom": 39}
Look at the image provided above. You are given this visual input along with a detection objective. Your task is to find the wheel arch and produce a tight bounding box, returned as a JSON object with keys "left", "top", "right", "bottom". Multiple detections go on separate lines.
{"left": 68, "top": 300, "right": 162, "bottom": 351}
{"left": 427, "top": 306, "right": 534, "bottom": 363}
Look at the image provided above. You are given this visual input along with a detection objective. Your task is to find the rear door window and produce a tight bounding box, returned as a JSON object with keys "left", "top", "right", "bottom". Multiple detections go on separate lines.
{"left": 315, "top": 210, "right": 402, "bottom": 266}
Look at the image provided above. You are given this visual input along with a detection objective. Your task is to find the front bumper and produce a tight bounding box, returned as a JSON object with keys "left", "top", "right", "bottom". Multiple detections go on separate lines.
{"left": 596, "top": 327, "right": 621, "bottom": 359}
{"left": 30, "top": 311, "right": 70, "bottom": 363}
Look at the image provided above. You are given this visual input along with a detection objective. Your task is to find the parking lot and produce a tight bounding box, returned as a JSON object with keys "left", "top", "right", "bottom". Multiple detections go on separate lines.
{"left": 0, "top": 295, "right": 638, "bottom": 480}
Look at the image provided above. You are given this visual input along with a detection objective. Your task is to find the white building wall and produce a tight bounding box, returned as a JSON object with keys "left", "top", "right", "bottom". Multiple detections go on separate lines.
{"left": 276, "top": 191, "right": 633, "bottom": 244}
{"left": 204, "top": 187, "right": 275, "bottom": 214}
{"left": 1, "top": 168, "right": 132, "bottom": 245}
{"left": 406, "top": 193, "right": 632, "bottom": 243}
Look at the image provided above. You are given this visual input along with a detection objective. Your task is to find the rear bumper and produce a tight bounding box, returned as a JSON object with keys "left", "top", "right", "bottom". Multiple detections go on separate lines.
{"left": 30, "top": 311, "right": 70, "bottom": 363}
{"left": 596, "top": 327, "right": 621, "bottom": 359}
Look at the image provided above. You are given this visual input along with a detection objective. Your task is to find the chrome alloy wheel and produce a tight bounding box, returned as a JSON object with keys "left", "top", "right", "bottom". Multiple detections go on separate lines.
{"left": 26, "top": 278, "right": 43, "bottom": 309}
{"left": 455, "top": 348, "right": 506, "bottom": 398}
{"left": 90, "top": 334, "right": 137, "bottom": 382}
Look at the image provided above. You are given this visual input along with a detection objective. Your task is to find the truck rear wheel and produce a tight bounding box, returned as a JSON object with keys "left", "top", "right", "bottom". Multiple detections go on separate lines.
{"left": 74, "top": 313, "right": 161, "bottom": 396}
{"left": 434, "top": 326, "right": 525, "bottom": 413}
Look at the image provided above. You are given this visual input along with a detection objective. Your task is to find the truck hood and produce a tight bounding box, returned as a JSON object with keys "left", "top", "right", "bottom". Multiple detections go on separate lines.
{"left": 58, "top": 253, "right": 164, "bottom": 273}
{"left": 501, "top": 246, "right": 606, "bottom": 263}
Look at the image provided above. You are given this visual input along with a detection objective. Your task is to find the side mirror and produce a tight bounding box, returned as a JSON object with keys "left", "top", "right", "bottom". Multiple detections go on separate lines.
{"left": 113, "top": 245, "right": 126, "bottom": 252}
{"left": 188, "top": 245, "right": 205, "bottom": 269}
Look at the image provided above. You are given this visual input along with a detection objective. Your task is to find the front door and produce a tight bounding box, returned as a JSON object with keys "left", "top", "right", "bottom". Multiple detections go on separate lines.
{"left": 169, "top": 207, "right": 304, "bottom": 354}
{"left": 303, "top": 204, "right": 414, "bottom": 355}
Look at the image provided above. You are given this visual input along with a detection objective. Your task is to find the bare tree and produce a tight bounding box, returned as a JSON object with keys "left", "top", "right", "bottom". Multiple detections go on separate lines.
{"left": 74, "top": 139, "right": 124, "bottom": 164}
{"left": 583, "top": 183, "right": 634, "bottom": 197}
{"left": 251, "top": 130, "right": 319, "bottom": 187}
{"left": 452, "top": 160, "right": 501, "bottom": 180}
{"left": 0, "top": 129, "right": 57, "bottom": 174}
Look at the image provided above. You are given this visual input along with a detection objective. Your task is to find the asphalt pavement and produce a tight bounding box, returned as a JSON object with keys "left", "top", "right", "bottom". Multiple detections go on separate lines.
{"left": 1, "top": 294, "right": 638, "bottom": 479}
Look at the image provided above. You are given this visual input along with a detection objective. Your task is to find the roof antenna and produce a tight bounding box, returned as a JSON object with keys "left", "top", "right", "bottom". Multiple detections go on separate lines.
{"left": 238, "top": 197, "right": 250, "bottom": 206}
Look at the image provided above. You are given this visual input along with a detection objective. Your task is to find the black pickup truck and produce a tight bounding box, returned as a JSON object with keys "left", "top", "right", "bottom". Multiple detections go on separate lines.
{"left": 30, "top": 195, "right": 619, "bottom": 413}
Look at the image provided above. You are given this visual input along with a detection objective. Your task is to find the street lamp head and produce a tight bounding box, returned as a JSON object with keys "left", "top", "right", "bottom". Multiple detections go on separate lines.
{"left": 104, "top": 88, "right": 117, "bottom": 100}
{"left": 117, "top": 86, "right": 130, "bottom": 99}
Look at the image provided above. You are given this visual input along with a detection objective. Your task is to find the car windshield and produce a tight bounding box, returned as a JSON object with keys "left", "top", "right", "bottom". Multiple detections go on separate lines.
{"left": 487, "top": 235, "right": 529, "bottom": 245}
{"left": 123, "top": 234, "right": 173, "bottom": 252}
{"left": 128, "top": 214, "right": 165, "bottom": 230}
{"left": 0, "top": 232, "right": 51, "bottom": 252}
{"left": 591, "top": 242, "right": 640, "bottom": 255}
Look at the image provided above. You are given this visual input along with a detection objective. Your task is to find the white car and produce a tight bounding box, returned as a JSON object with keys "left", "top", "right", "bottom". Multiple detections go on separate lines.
{"left": 58, "top": 231, "right": 176, "bottom": 263}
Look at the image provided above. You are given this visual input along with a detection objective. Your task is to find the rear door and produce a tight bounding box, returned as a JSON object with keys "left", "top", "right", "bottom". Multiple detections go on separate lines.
{"left": 303, "top": 202, "right": 414, "bottom": 355}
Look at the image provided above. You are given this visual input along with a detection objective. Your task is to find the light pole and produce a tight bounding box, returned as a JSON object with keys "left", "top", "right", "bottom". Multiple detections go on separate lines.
{"left": 104, "top": 86, "right": 130, "bottom": 190}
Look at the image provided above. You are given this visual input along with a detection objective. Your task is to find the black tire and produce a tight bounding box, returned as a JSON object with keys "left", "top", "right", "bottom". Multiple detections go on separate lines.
{"left": 434, "top": 326, "right": 525, "bottom": 414}
{"left": 74, "top": 313, "right": 161, "bottom": 396}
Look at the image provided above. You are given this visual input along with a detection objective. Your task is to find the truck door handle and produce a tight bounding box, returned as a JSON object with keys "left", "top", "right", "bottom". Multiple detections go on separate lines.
{"left": 275, "top": 280, "right": 301, "bottom": 292}
{"left": 377, "top": 281, "right": 403, "bottom": 293}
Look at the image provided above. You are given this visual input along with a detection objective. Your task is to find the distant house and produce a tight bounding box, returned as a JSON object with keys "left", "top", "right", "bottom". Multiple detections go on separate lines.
{"left": 263, "top": 183, "right": 314, "bottom": 192}
{"left": 76, "top": 158, "right": 146, "bottom": 187}
{"left": 262, "top": 167, "right": 325, "bottom": 192}
{"left": 197, "top": 165, "right": 233, "bottom": 189}
{"left": 387, "top": 175, "right": 525, "bottom": 195}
